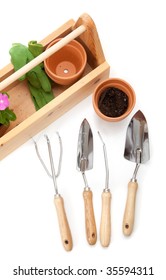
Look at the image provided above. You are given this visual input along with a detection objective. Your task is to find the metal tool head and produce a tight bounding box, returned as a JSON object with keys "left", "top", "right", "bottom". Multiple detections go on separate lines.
{"left": 33, "top": 132, "right": 63, "bottom": 195}
{"left": 124, "top": 110, "right": 150, "bottom": 164}
{"left": 77, "top": 118, "right": 93, "bottom": 172}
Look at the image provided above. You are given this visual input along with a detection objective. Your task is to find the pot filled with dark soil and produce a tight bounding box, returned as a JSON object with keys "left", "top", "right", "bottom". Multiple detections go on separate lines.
{"left": 92, "top": 78, "right": 136, "bottom": 122}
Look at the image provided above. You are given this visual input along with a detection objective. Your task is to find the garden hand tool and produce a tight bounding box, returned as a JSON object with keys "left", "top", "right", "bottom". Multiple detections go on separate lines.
{"left": 123, "top": 110, "right": 150, "bottom": 236}
{"left": 98, "top": 132, "right": 111, "bottom": 247}
{"left": 77, "top": 118, "right": 97, "bottom": 245}
{"left": 34, "top": 132, "right": 73, "bottom": 251}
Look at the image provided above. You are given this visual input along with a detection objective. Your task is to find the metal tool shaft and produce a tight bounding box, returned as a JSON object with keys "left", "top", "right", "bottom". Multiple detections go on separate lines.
{"left": 82, "top": 171, "right": 89, "bottom": 190}
{"left": 45, "top": 135, "right": 59, "bottom": 195}
{"left": 98, "top": 131, "right": 110, "bottom": 191}
{"left": 131, "top": 147, "right": 141, "bottom": 181}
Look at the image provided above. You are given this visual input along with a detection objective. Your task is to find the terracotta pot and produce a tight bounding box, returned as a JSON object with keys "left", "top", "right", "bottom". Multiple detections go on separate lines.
{"left": 44, "top": 38, "right": 87, "bottom": 86}
{"left": 92, "top": 78, "right": 136, "bottom": 122}
{"left": 0, "top": 124, "right": 9, "bottom": 137}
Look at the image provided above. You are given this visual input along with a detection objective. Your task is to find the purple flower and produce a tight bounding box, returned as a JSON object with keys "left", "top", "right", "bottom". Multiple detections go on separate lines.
{"left": 0, "top": 93, "right": 10, "bottom": 110}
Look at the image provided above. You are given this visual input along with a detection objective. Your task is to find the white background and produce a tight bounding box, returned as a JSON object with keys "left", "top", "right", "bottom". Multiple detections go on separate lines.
{"left": 0, "top": 0, "right": 165, "bottom": 279}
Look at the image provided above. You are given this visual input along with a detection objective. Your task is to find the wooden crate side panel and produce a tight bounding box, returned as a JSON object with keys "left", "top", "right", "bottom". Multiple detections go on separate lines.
{"left": 0, "top": 62, "right": 110, "bottom": 160}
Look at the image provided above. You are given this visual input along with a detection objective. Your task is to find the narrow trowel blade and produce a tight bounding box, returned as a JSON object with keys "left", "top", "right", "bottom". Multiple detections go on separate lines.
{"left": 77, "top": 119, "right": 93, "bottom": 172}
{"left": 124, "top": 110, "right": 150, "bottom": 164}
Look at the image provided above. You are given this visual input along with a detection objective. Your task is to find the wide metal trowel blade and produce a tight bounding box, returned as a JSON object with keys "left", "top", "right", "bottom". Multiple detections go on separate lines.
{"left": 77, "top": 119, "right": 93, "bottom": 172}
{"left": 124, "top": 110, "right": 150, "bottom": 164}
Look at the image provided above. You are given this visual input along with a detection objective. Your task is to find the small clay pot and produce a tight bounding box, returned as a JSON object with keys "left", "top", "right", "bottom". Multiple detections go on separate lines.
{"left": 44, "top": 38, "right": 87, "bottom": 86}
{"left": 92, "top": 78, "right": 136, "bottom": 122}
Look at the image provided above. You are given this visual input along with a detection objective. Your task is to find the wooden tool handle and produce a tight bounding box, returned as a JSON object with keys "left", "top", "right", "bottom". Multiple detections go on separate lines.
{"left": 0, "top": 25, "right": 86, "bottom": 91}
{"left": 54, "top": 195, "right": 73, "bottom": 251}
{"left": 100, "top": 191, "right": 111, "bottom": 247}
{"left": 123, "top": 181, "right": 138, "bottom": 236}
{"left": 83, "top": 189, "right": 97, "bottom": 245}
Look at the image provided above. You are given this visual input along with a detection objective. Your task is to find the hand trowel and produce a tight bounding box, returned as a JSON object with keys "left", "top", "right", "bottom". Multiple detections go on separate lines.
{"left": 123, "top": 110, "right": 150, "bottom": 236}
{"left": 77, "top": 119, "right": 97, "bottom": 245}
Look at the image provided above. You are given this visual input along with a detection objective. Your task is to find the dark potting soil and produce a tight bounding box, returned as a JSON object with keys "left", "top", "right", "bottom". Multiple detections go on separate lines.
{"left": 98, "top": 87, "right": 128, "bottom": 117}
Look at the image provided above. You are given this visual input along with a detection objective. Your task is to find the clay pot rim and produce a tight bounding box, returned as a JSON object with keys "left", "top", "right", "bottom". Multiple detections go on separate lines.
{"left": 92, "top": 78, "right": 136, "bottom": 122}
{"left": 44, "top": 38, "right": 87, "bottom": 85}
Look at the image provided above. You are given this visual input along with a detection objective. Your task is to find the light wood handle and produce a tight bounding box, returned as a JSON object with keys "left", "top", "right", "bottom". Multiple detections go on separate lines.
{"left": 83, "top": 189, "right": 97, "bottom": 245}
{"left": 100, "top": 191, "right": 111, "bottom": 247}
{"left": 0, "top": 25, "right": 86, "bottom": 91}
{"left": 123, "top": 181, "right": 138, "bottom": 236}
{"left": 54, "top": 195, "right": 73, "bottom": 251}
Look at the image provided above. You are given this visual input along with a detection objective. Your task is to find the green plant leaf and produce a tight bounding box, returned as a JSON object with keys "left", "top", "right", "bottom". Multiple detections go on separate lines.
{"left": 4, "top": 108, "right": 16, "bottom": 121}
{"left": 0, "top": 112, "right": 5, "bottom": 124}
{"left": 0, "top": 111, "right": 9, "bottom": 125}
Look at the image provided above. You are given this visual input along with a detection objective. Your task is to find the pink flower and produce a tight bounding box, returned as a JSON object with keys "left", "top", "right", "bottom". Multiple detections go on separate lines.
{"left": 0, "top": 93, "right": 10, "bottom": 110}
